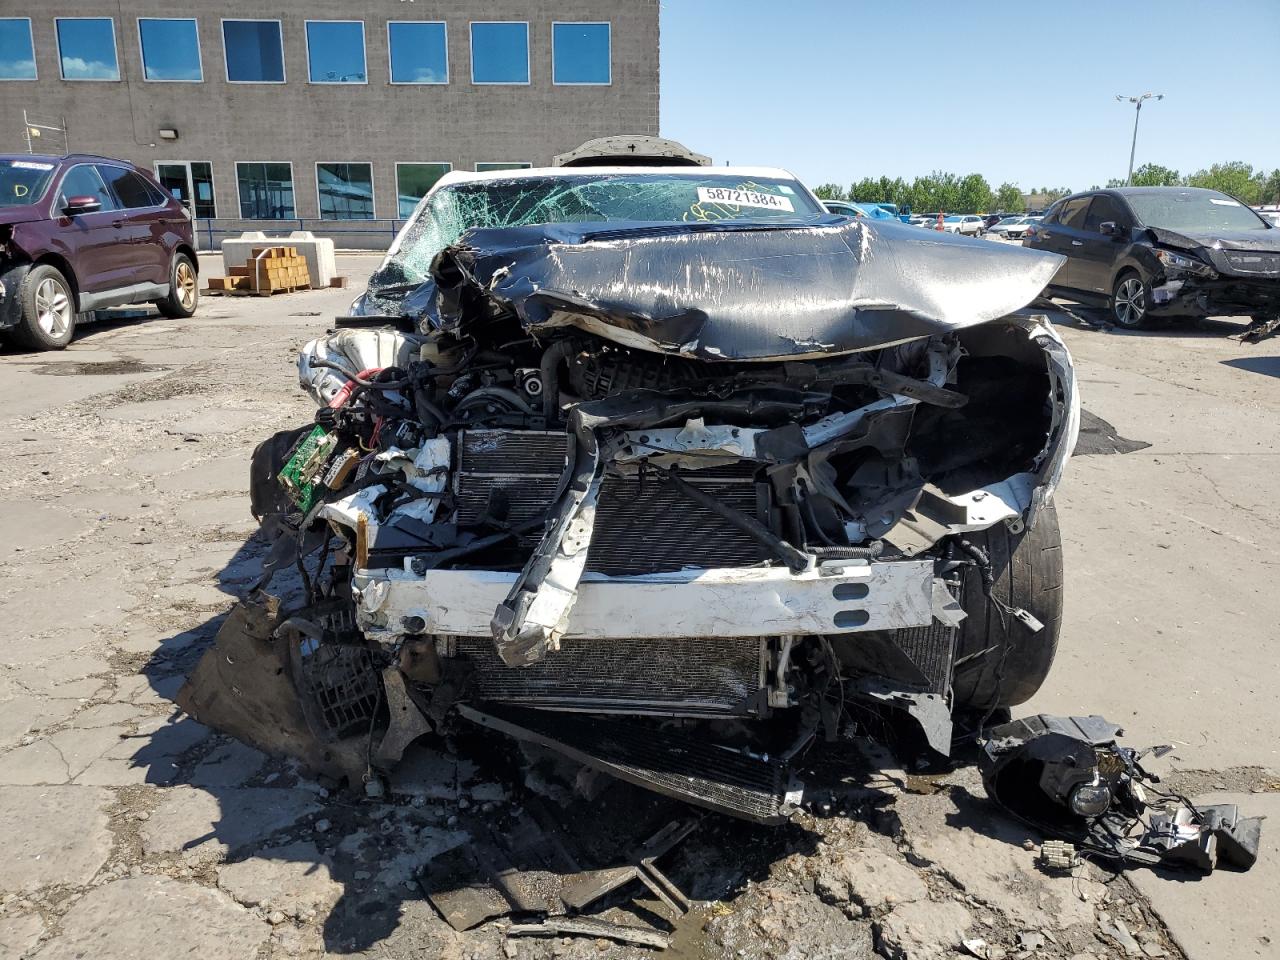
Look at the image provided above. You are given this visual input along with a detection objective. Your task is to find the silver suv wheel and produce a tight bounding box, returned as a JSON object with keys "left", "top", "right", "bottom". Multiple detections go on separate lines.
{"left": 35, "top": 276, "right": 73, "bottom": 338}
{"left": 1113, "top": 275, "right": 1147, "bottom": 327}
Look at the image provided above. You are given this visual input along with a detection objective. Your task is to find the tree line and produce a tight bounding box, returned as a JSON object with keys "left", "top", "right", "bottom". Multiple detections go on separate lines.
{"left": 814, "top": 162, "right": 1280, "bottom": 214}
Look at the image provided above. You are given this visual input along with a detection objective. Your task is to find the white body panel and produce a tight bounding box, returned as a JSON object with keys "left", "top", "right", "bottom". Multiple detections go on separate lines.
{"left": 352, "top": 560, "right": 937, "bottom": 642}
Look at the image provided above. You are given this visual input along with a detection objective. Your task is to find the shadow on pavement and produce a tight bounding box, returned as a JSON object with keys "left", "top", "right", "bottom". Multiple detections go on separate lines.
{"left": 1041, "top": 300, "right": 1251, "bottom": 339}
{"left": 1221, "top": 355, "right": 1280, "bottom": 379}
{"left": 130, "top": 529, "right": 823, "bottom": 954}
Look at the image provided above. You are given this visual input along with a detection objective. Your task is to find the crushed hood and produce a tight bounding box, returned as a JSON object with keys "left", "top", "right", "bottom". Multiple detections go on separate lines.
{"left": 1148, "top": 226, "right": 1280, "bottom": 279}
{"left": 1148, "top": 225, "right": 1280, "bottom": 254}
{"left": 425, "top": 218, "right": 1065, "bottom": 360}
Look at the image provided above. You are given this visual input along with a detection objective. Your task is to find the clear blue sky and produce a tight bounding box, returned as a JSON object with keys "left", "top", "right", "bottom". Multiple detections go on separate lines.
{"left": 660, "top": 0, "right": 1279, "bottom": 190}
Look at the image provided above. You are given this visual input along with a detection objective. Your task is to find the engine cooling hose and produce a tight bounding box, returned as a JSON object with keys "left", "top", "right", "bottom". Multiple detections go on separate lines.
{"left": 539, "top": 340, "right": 578, "bottom": 423}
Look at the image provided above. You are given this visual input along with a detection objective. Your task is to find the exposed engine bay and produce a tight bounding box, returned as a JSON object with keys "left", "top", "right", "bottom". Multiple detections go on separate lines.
{"left": 197, "top": 216, "right": 1086, "bottom": 824}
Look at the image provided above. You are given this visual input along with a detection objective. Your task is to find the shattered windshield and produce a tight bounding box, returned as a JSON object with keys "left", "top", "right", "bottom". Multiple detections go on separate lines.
{"left": 1127, "top": 191, "right": 1271, "bottom": 233}
{"left": 0, "top": 159, "right": 56, "bottom": 207}
{"left": 376, "top": 173, "right": 825, "bottom": 288}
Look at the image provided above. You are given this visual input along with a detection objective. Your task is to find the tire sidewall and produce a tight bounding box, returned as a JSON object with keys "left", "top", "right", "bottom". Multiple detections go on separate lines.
{"left": 18, "top": 264, "right": 76, "bottom": 350}
{"left": 161, "top": 252, "right": 199, "bottom": 319}
{"left": 951, "top": 500, "right": 1063, "bottom": 711}
{"left": 1111, "top": 270, "right": 1150, "bottom": 328}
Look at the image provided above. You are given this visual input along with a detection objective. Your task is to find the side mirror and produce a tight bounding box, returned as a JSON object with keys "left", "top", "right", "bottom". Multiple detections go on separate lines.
{"left": 63, "top": 195, "right": 102, "bottom": 216}
{"left": 1100, "top": 221, "right": 1123, "bottom": 238}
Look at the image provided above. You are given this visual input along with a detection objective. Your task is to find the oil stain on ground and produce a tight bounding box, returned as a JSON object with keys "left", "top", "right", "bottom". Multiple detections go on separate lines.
{"left": 33, "top": 359, "right": 170, "bottom": 376}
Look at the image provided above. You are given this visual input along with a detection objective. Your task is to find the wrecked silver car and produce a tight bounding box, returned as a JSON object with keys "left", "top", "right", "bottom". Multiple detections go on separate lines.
{"left": 206, "top": 167, "right": 1081, "bottom": 825}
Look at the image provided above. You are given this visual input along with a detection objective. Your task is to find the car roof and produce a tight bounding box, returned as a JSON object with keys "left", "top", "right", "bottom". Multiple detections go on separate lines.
{"left": 0, "top": 153, "right": 133, "bottom": 164}
{"left": 1107, "top": 186, "right": 1227, "bottom": 198}
{"left": 431, "top": 164, "right": 802, "bottom": 191}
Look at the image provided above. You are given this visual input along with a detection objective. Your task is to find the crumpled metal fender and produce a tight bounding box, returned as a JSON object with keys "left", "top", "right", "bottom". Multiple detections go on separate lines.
{"left": 0, "top": 260, "right": 32, "bottom": 333}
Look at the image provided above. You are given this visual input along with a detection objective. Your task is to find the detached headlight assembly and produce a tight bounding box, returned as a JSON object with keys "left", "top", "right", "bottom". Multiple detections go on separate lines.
{"left": 1154, "top": 248, "right": 1217, "bottom": 278}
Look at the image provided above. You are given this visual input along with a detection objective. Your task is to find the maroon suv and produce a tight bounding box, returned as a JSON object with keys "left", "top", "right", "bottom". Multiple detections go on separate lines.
{"left": 0, "top": 154, "right": 199, "bottom": 350}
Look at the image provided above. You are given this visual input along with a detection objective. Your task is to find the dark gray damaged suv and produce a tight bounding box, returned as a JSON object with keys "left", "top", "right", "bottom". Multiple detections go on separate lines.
{"left": 1024, "top": 186, "right": 1280, "bottom": 329}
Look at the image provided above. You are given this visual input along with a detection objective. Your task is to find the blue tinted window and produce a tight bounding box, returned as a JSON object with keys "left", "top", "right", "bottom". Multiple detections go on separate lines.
{"left": 388, "top": 22, "right": 447, "bottom": 83}
{"left": 223, "top": 20, "right": 284, "bottom": 83}
{"left": 56, "top": 18, "right": 120, "bottom": 81}
{"left": 318, "top": 163, "right": 374, "bottom": 220}
{"left": 471, "top": 22, "right": 529, "bottom": 84}
{"left": 476, "top": 162, "right": 532, "bottom": 172}
{"left": 0, "top": 19, "right": 36, "bottom": 80}
{"left": 139, "top": 19, "right": 202, "bottom": 82}
{"left": 306, "top": 21, "right": 366, "bottom": 83}
{"left": 553, "top": 22, "right": 610, "bottom": 84}
{"left": 237, "top": 163, "right": 294, "bottom": 219}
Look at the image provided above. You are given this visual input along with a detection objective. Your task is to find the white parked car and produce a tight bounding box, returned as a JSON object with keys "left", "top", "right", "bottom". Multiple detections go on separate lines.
{"left": 942, "top": 214, "right": 985, "bottom": 236}
{"left": 988, "top": 215, "right": 1041, "bottom": 240}
{"left": 232, "top": 161, "right": 1079, "bottom": 822}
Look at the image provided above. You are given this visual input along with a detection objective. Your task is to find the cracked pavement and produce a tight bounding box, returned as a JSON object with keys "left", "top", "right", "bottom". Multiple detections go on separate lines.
{"left": 0, "top": 255, "right": 1275, "bottom": 959}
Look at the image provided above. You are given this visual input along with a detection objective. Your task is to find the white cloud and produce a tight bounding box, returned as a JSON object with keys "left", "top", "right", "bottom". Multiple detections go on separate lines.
{"left": 60, "top": 56, "right": 118, "bottom": 80}
{"left": 0, "top": 57, "right": 35, "bottom": 79}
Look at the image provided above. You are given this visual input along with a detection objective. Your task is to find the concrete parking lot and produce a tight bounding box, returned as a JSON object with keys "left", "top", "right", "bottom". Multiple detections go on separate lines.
{"left": 0, "top": 253, "right": 1275, "bottom": 959}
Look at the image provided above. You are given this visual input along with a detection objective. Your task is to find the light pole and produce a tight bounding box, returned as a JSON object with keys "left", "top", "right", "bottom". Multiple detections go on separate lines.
{"left": 1116, "top": 93, "right": 1163, "bottom": 186}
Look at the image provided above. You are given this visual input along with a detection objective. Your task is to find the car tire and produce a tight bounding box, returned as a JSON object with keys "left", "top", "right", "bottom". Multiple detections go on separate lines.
{"left": 11, "top": 263, "right": 77, "bottom": 351}
{"left": 1110, "top": 270, "right": 1151, "bottom": 329}
{"left": 157, "top": 253, "right": 199, "bottom": 319}
{"left": 950, "top": 499, "right": 1063, "bottom": 711}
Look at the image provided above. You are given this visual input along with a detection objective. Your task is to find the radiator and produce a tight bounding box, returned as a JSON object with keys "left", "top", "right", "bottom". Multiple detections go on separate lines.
{"left": 453, "top": 429, "right": 771, "bottom": 575}
{"left": 453, "top": 634, "right": 766, "bottom": 717}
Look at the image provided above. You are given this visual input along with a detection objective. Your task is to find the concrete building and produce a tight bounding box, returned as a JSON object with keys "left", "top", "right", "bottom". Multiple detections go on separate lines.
{"left": 0, "top": 2, "right": 659, "bottom": 245}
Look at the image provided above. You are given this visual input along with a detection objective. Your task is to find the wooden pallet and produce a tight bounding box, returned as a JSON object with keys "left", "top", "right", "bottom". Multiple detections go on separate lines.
{"left": 203, "top": 283, "right": 314, "bottom": 298}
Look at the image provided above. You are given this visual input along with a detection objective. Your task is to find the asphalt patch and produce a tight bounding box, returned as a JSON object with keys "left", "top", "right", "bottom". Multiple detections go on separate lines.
{"left": 33, "top": 360, "right": 171, "bottom": 376}
{"left": 1076, "top": 408, "right": 1151, "bottom": 456}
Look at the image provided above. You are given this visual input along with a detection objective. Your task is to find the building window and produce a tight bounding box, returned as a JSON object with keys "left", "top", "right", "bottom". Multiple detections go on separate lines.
{"left": 223, "top": 20, "right": 284, "bottom": 83}
{"left": 0, "top": 18, "right": 36, "bottom": 81}
{"left": 236, "top": 162, "right": 294, "bottom": 219}
{"left": 476, "top": 162, "right": 533, "bottom": 172}
{"left": 305, "top": 21, "right": 366, "bottom": 84}
{"left": 470, "top": 22, "right": 529, "bottom": 84}
{"left": 138, "top": 18, "right": 202, "bottom": 82}
{"left": 156, "top": 161, "right": 216, "bottom": 218}
{"left": 396, "top": 163, "right": 450, "bottom": 218}
{"left": 387, "top": 22, "right": 447, "bottom": 84}
{"left": 317, "top": 162, "right": 374, "bottom": 220}
{"left": 56, "top": 17, "right": 120, "bottom": 81}
{"left": 552, "top": 22, "right": 610, "bottom": 85}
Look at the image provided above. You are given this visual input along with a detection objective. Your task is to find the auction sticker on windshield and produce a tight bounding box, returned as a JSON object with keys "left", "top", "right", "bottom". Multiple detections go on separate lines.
{"left": 696, "top": 187, "right": 794, "bottom": 212}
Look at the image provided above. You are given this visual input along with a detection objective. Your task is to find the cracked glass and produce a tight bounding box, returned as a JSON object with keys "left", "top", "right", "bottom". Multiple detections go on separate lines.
{"left": 380, "top": 172, "right": 825, "bottom": 286}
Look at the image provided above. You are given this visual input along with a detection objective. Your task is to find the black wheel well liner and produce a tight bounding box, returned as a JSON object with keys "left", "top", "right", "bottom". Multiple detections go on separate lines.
{"left": 174, "top": 243, "right": 199, "bottom": 273}
{"left": 29, "top": 253, "right": 81, "bottom": 309}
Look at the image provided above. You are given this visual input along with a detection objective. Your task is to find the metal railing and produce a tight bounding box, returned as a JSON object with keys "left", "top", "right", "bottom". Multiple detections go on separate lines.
{"left": 194, "top": 218, "right": 407, "bottom": 252}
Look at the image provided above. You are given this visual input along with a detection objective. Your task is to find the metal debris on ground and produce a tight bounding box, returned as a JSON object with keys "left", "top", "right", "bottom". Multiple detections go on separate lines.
{"left": 980, "top": 714, "right": 1264, "bottom": 873}
{"left": 419, "top": 785, "right": 697, "bottom": 939}
{"left": 506, "top": 916, "right": 671, "bottom": 949}
{"left": 1039, "top": 840, "right": 1077, "bottom": 872}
